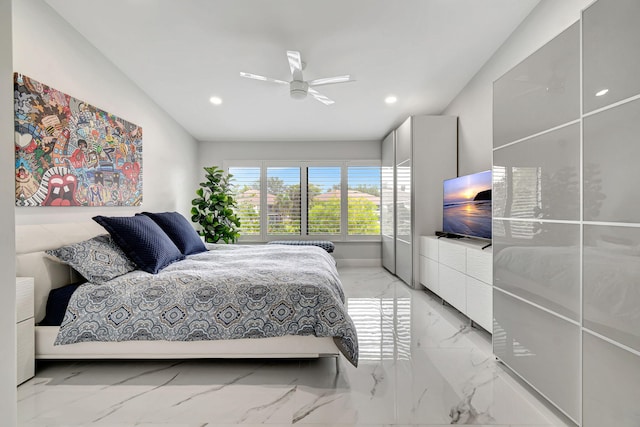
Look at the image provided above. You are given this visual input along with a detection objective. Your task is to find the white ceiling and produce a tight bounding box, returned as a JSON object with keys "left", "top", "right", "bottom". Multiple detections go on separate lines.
{"left": 45, "top": 0, "right": 539, "bottom": 142}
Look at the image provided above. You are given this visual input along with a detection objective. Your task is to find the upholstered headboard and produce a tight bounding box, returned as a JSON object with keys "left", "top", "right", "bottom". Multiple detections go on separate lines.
{"left": 15, "top": 221, "right": 105, "bottom": 322}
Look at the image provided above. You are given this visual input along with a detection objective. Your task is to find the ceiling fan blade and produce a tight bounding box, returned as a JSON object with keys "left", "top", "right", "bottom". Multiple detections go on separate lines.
{"left": 308, "top": 87, "right": 335, "bottom": 105}
{"left": 286, "top": 50, "right": 303, "bottom": 80}
{"left": 239, "top": 72, "right": 288, "bottom": 84}
{"left": 307, "top": 75, "right": 354, "bottom": 87}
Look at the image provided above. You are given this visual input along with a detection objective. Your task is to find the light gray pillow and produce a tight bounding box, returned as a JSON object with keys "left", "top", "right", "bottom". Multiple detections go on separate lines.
{"left": 46, "top": 234, "right": 137, "bottom": 284}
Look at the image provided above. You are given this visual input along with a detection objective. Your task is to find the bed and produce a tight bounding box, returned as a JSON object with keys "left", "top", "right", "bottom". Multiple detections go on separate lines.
{"left": 15, "top": 220, "right": 358, "bottom": 366}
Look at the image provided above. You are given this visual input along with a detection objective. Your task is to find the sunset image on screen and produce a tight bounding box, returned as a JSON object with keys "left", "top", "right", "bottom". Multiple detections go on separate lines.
{"left": 443, "top": 170, "right": 492, "bottom": 239}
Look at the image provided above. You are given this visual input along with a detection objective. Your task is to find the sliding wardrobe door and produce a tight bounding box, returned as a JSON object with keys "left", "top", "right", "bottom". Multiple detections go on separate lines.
{"left": 381, "top": 131, "right": 396, "bottom": 274}
{"left": 395, "top": 118, "right": 412, "bottom": 286}
{"left": 582, "top": 1, "right": 640, "bottom": 425}
{"left": 493, "top": 21, "right": 581, "bottom": 424}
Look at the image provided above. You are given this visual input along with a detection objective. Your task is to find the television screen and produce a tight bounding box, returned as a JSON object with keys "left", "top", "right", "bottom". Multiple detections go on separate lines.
{"left": 443, "top": 170, "right": 492, "bottom": 240}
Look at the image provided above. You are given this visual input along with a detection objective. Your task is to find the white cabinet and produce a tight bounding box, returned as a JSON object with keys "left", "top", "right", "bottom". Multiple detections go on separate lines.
{"left": 419, "top": 256, "right": 439, "bottom": 294}
{"left": 419, "top": 236, "right": 493, "bottom": 332}
{"left": 465, "top": 276, "right": 492, "bottom": 331}
{"left": 380, "top": 116, "right": 457, "bottom": 288}
{"left": 438, "top": 264, "right": 467, "bottom": 314}
{"left": 16, "top": 277, "right": 35, "bottom": 385}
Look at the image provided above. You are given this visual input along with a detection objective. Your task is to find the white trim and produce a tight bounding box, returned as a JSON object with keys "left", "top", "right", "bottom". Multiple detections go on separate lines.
{"left": 493, "top": 287, "right": 581, "bottom": 327}
{"left": 35, "top": 326, "right": 339, "bottom": 360}
{"left": 345, "top": 234, "right": 381, "bottom": 242}
{"left": 301, "top": 165, "right": 308, "bottom": 236}
{"left": 579, "top": 15, "right": 584, "bottom": 420}
{"left": 583, "top": 221, "right": 640, "bottom": 228}
{"left": 583, "top": 93, "right": 640, "bottom": 118}
{"left": 336, "top": 258, "right": 381, "bottom": 268}
{"left": 582, "top": 328, "right": 640, "bottom": 359}
{"left": 223, "top": 160, "right": 261, "bottom": 169}
{"left": 346, "top": 159, "right": 382, "bottom": 167}
{"left": 493, "top": 119, "right": 581, "bottom": 151}
{"left": 493, "top": 217, "right": 580, "bottom": 225}
{"left": 340, "top": 164, "right": 348, "bottom": 237}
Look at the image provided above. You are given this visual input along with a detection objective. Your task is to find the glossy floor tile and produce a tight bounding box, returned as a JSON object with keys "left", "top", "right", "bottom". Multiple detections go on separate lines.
{"left": 18, "top": 267, "right": 571, "bottom": 426}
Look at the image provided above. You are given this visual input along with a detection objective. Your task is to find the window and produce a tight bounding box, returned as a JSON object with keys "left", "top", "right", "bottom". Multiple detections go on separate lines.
{"left": 347, "top": 166, "right": 381, "bottom": 236}
{"left": 224, "top": 161, "right": 381, "bottom": 241}
{"left": 267, "top": 167, "right": 301, "bottom": 235}
{"left": 229, "top": 166, "right": 261, "bottom": 235}
{"left": 308, "top": 167, "right": 341, "bottom": 235}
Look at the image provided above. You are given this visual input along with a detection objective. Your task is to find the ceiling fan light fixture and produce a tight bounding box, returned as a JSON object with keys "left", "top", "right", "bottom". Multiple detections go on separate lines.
{"left": 240, "top": 50, "right": 346, "bottom": 105}
{"left": 290, "top": 80, "right": 309, "bottom": 100}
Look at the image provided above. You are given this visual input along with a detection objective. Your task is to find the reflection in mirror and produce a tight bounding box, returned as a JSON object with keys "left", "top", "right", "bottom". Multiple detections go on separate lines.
{"left": 584, "top": 225, "right": 640, "bottom": 353}
{"left": 493, "top": 220, "right": 580, "bottom": 320}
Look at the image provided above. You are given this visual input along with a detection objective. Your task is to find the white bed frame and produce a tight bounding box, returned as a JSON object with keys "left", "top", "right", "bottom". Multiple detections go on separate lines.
{"left": 15, "top": 221, "right": 340, "bottom": 360}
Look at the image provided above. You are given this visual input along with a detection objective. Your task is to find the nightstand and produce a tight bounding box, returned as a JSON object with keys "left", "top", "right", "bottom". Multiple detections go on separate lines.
{"left": 16, "top": 277, "right": 35, "bottom": 385}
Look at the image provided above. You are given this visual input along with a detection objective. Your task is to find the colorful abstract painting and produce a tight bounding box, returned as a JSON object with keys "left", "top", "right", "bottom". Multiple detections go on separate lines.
{"left": 14, "top": 73, "right": 142, "bottom": 207}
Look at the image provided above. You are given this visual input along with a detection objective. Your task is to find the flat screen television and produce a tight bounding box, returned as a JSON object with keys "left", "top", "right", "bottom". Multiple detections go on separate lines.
{"left": 442, "top": 170, "right": 492, "bottom": 240}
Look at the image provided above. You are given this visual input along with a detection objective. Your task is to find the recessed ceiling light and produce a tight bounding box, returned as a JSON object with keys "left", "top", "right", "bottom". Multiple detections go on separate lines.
{"left": 385, "top": 95, "right": 397, "bottom": 104}
{"left": 595, "top": 89, "right": 609, "bottom": 97}
{"left": 209, "top": 96, "right": 223, "bottom": 105}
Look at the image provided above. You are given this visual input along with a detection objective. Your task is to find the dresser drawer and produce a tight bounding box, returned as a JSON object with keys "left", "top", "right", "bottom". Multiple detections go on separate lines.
{"left": 439, "top": 264, "right": 466, "bottom": 314}
{"left": 466, "top": 276, "right": 493, "bottom": 332}
{"left": 419, "top": 236, "right": 439, "bottom": 261}
{"left": 466, "top": 248, "right": 492, "bottom": 284}
{"left": 438, "top": 240, "right": 467, "bottom": 272}
{"left": 419, "top": 255, "right": 439, "bottom": 294}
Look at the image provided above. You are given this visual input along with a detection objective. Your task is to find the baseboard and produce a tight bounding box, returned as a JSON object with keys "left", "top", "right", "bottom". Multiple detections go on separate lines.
{"left": 336, "top": 258, "right": 382, "bottom": 268}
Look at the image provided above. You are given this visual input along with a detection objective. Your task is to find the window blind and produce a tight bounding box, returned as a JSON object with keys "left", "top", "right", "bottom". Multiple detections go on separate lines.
{"left": 229, "top": 166, "right": 261, "bottom": 235}
{"left": 266, "top": 167, "right": 301, "bottom": 235}
{"left": 308, "top": 166, "right": 341, "bottom": 235}
{"left": 348, "top": 166, "right": 381, "bottom": 236}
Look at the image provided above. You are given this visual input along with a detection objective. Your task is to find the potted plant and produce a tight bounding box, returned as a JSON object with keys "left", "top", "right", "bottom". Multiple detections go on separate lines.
{"left": 191, "top": 166, "right": 241, "bottom": 243}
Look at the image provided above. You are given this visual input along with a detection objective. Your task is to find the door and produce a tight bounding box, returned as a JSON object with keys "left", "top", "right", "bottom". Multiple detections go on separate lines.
{"left": 395, "top": 118, "right": 412, "bottom": 286}
{"left": 381, "top": 131, "right": 395, "bottom": 273}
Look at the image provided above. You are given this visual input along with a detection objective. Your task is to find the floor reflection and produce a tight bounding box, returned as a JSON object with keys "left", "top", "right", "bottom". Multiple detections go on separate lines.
{"left": 347, "top": 296, "right": 411, "bottom": 361}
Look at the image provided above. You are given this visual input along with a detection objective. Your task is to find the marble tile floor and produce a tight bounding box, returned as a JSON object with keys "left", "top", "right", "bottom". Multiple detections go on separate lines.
{"left": 18, "top": 267, "right": 571, "bottom": 426}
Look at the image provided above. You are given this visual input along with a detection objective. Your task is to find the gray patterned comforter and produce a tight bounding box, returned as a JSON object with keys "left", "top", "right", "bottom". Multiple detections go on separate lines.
{"left": 55, "top": 244, "right": 358, "bottom": 366}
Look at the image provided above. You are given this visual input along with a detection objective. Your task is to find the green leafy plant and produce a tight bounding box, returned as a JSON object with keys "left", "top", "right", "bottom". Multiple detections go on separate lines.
{"left": 191, "top": 166, "right": 241, "bottom": 243}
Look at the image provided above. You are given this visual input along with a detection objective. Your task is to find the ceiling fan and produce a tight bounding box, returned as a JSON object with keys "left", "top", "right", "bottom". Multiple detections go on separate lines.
{"left": 240, "top": 50, "right": 354, "bottom": 105}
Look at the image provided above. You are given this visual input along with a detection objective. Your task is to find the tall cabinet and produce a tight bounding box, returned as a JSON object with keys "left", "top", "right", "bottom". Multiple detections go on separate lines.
{"left": 493, "top": 0, "right": 640, "bottom": 425}
{"left": 381, "top": 115, "right": 457, "bottom": 288}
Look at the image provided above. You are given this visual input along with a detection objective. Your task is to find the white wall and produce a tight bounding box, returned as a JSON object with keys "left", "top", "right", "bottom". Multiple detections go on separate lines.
{"left": 199, "top": 140, "right": 380, "bottom": 165}
{"left": 444, "top": 0, "right": 594, "bottom": 176}
{"left": 199, "top": 140, "right": 381, "bottom": 264}
{"left": 1, "top": 1, "right": 17, "bottom": 424}
{"left": 13, "top": 0, "right": 199, "bottom": 225}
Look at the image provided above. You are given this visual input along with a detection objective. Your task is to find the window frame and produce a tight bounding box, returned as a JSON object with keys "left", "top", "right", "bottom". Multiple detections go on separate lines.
{"left": 224, "top": 160, "right": 381, "bottom": 242}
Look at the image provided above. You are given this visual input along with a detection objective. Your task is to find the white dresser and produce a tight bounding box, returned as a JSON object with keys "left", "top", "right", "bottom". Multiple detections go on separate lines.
{"left": 419, "top": 236, "right": 492, "bottom": 332}
{"left": 16, "top": 276, "right": 35, "bottom": 385}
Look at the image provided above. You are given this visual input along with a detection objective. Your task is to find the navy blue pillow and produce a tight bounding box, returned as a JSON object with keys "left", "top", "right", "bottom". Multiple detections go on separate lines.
{"left": 139, "top": 211, "right": 206, "bottom": 255}
{"left": 93, "top": 215, "right": 184, "bottom": 274}
{"left": 39, "top": 282, "right": 83, "bottom": 326}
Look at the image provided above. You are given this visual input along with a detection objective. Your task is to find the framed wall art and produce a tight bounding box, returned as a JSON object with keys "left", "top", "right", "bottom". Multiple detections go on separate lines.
{"left": 14, "top": 73, "right": 142, "bottom": 206}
